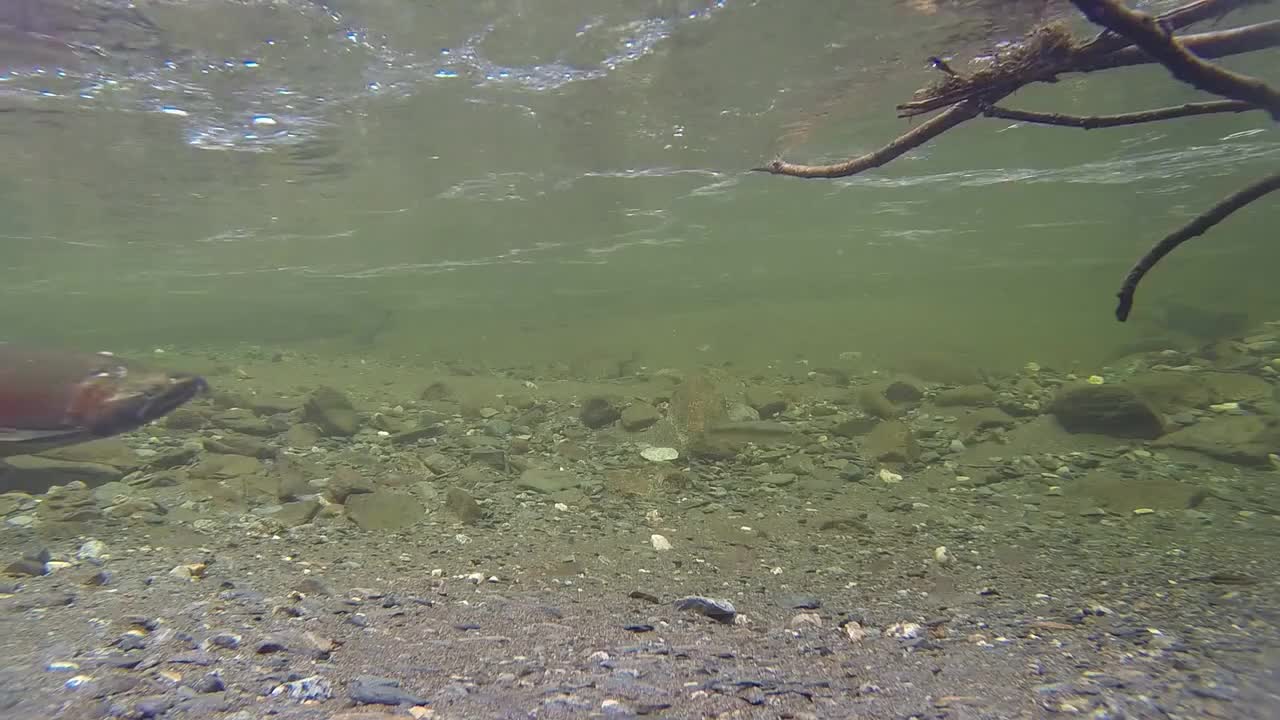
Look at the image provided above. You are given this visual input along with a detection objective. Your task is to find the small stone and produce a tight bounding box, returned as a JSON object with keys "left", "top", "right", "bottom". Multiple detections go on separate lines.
{"left": 933, "top": 546, "right": 952, "bottom": 565}
{"left": 650, "top": 534, "right": 672, "bottom": 552}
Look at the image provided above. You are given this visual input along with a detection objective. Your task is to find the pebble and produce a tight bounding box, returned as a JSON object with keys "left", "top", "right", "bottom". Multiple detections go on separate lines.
{"left": 649, "top": 534, "right": 673, "bottom": 552}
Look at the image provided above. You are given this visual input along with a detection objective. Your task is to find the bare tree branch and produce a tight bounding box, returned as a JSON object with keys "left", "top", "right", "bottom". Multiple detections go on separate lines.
{"left": 1116, "top": 172, "right": 1280, "bottom": 321}
{"left": 983, "top": 99, "right": 1257, "bottom": 128}
{"left": 752, "top": 100, "right": 985, "bottom": 179}
{"left": 1077, "top": 19, "right": 1280, "bottom": 71}
{"left": 1070, "top": 0, "right": 1280, "bottom": 119}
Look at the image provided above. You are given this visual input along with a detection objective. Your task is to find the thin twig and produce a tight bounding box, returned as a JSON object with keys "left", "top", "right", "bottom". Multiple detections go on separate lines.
{"left": 1070, "top": 0, "right": 1280, "bottom": 119}
{"left": 1115, "top": 172, "right": 1280, "bottom": 321}
{"left": 984, "top": 100, "right": 1257, "bottom": 128}
{"left": 752, "top": 100, "right": 985, "bottom": 178}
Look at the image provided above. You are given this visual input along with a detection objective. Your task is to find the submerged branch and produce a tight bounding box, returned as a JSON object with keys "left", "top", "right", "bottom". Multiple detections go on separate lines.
{"left": 1069, "top": 0, "right": 1280, "bottom": 119}
{"left": 1116, "top": 172, "right": 1280, "bottom": 322}
{"left": 984, "top": 100, "right": 1258, "bottom": 128}
{"left": 1077, "top": 19, "right": 1280, "bottom": 70}
{"left": 752, "top": 100, "right": 984, "bottom": 179}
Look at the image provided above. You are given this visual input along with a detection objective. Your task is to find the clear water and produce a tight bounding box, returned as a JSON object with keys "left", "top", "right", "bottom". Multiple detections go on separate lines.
{"left": 1, "top": 0, "right": 1276, "bottom": 371}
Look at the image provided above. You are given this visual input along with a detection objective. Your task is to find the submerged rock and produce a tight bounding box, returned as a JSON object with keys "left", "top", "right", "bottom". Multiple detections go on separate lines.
{"left": 863, "top": 419, "right": 919, "bottom": 465}
{"left": 745, "top": 387, "right": 787, "bottom": 419}
{"left": 304, "top": 386, "right": 360, "bottom": 436}
{"left": 1049, "top": 384, "right": 1165, "bottom": 439}
{"left": 620, "top": 402, "right": 660, "bottom": 431}
{"left": 1153, "top": 416, "right": 1280, "bottom": 466}
{"left": 344, "top": 490, "right": 424, "bottom": 531}
{"left": 579, "top": 396, "right": 622, "bottom": 429}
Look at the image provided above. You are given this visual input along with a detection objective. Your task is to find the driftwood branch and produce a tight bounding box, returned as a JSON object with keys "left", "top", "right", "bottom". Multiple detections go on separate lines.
{"left": 1115, "top": 172, "right": 1280, "bottom": 321}
{"left": 756, "top": 0, "right": 1277, "bottom": 324}
{"left": 1067, "top": 0, "right": 1280, "bottom": 321}
{"left": 752, "top": 100, "right": 984, "bottom": 179}
{"left": 1076, "top": 19, "right": 1280, "bottom": 71}
{"left": 1070, "top": 0, "right": 1280, "bottom": 119}
{"left": 984, "top": 99, "right": 1257, "bottom": 128}
{"left": 755, "top": 0, "right": 1276, "bottom": 180}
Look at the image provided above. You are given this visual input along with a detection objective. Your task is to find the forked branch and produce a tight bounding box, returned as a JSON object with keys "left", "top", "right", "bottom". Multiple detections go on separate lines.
{"left": 1070, "top": 0, "right": 1280, "bottom": 119}
{"left": 756, "top": 0, "right": 1277, "bottom": 324}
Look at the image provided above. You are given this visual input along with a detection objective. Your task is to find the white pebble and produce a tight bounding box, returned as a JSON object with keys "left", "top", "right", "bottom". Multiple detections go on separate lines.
{"left": 640, "top": 446, "right": 679, "bottom": 462}
{"left": 933, "top": 546, "right": 952, "bottom": 565}
{"left": 878, "top": 468, "right": 902, "bottom": 484}
{"left": 650, "top": 534, "right": 673, "bottom": 552}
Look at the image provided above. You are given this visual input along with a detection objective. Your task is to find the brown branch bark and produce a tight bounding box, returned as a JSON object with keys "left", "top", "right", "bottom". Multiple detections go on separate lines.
{"left": 897, "top": 21, "right": 1280, "bottom": 118}
{"left": 1115, "top": 172, "right": 1280, "bottom": 321}
{"left": 984, "top": 99, "right": 1257, "bottom": 128}
{"left": 1069, "top": 0, "right": 1280, "bottom": 119}
{"left": 752, "top": 100, "right": 985, "bottom": 179}
{"left": 1077, "top": 19, "right": 1280, "bottom": 71}
{"left": 1075, "top": 0, "right": 1269, "bottom": 56}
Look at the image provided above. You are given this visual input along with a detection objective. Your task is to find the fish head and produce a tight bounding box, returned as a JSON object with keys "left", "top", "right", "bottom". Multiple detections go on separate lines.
{"left": 66, "top": 361, "right": 208, "bottom": 437}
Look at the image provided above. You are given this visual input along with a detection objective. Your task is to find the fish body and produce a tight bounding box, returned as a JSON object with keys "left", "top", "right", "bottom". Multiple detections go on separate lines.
{"left": 0, "top": 344, "right": 207, "bottom": 457}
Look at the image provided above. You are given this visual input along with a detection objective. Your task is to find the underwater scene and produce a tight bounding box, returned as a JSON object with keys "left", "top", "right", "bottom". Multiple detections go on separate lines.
{"left": 1, "top": 0, "right": 1278, "bottom": 718}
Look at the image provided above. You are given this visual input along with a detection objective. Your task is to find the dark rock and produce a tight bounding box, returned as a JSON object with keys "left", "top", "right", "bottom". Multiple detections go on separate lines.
{"left": 1049, "top": 384, "right": 1166, "bottom": 439}
{"left": 883, "top": 378, "right": 925, "bottom": 403}
{"left": 580, "top": 396, "right": 622, "bottom": 429}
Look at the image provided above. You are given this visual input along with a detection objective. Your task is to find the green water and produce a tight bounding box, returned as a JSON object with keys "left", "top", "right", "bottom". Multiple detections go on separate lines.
{"left": 1, "top": 0, "right": 1277, "bottom": 371}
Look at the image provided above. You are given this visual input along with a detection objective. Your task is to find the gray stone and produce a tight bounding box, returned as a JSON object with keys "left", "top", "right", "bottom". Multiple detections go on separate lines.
{"left": 344, "top": 490, "right": 424, "bottom": 531}
{"left": 444, "top": 487, "right": 485, "bottom": 525}
{"left": 1153, "top": 416, "right": 1280, "bottom": 466}
{"left": 620, "top": 402, "right": 660, "bottom": 432}
{"left": 935, "top": 384, "right": 996, "bottom": 407}
{"left": 516, "top": 468, "right": 578, "bottom": 494}
{"left": 0, "top": 457, "right": 122, "bottom": 494}
{"left": 745, "top": 387, "right": 788, "bottom": 419}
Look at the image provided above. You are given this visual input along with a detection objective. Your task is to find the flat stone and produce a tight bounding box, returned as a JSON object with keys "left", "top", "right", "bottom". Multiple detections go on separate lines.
{"left": 0, "top": 457, "right": 123, "bottom": 494}
{"left": 345, "top": 490, "right": 424, "bottom": 531}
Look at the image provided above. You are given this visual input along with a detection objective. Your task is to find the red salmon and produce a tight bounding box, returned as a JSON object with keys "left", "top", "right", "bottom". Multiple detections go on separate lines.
{"left": 0, "top": 344, "right": 207, "bottom": 457}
